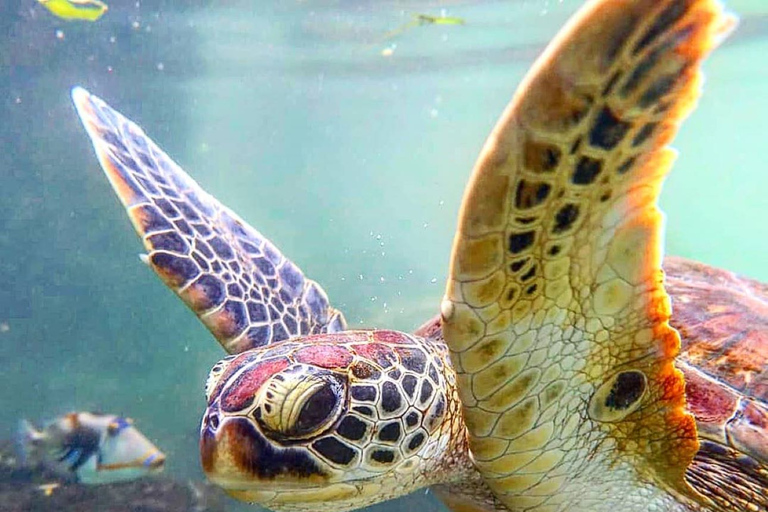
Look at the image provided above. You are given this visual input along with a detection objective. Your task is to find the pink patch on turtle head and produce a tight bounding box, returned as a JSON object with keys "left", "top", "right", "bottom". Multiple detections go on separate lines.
{"left": 372, "top": 330, "right": 412, "bottom": 344}
{"left": 352, "top": 343, "right": 397, "bottom": 369}
{"left": 221, "top": 358, "right": 290, "bottom": 412}
{"left": 299, "top": 331, "right": 369, "bottom": 345}
{"left": 208, "top": 352, "right": 261, "bottom": 405}
{"left": 261, "top": 341, "right": 299, "bottom": 359}
{"left": 293, "top": 345, "right": 354, "bottom": 370}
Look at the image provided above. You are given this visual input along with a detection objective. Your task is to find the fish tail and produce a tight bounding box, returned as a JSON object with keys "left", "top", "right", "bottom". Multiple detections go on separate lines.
{"left": 16, "top": 419, "right": 45, "bottom": 466}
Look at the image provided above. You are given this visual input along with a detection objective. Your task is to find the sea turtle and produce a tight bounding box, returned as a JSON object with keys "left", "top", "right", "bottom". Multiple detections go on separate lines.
{"left": 70, "top": 0, "right": 766, "bottom": 511}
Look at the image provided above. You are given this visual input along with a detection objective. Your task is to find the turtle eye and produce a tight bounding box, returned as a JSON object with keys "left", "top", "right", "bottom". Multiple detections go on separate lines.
{"left": 254, "top": 366, "right": 346, "bottom": 440}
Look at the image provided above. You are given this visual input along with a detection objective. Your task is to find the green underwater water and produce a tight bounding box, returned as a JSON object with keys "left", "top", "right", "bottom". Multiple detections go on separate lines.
{"left": 1, "top": 1, "right": 766, "bottom": 511}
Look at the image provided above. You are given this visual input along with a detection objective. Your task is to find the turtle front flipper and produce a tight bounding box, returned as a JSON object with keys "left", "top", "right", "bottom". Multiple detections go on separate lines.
{"left": 441, "top": 0, "right": 734, "bottom": 510}
{"left": 72, "top": 88, "right": 346, "bottom": 354}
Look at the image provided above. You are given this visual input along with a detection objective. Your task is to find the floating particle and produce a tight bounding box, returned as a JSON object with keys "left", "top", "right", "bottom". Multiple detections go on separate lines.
{"left": 37, "top": 483, "right": 60, "bottom": 496}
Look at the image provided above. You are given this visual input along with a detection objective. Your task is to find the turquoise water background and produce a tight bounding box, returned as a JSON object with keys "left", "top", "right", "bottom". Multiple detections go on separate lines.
{"left": 2, "top": 1, "right": 767, "bottom": 511}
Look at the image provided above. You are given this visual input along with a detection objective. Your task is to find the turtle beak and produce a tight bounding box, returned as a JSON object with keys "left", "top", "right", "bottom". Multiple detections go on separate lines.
{"left": 202, "top": 417, "right": 337, "bottom": 493}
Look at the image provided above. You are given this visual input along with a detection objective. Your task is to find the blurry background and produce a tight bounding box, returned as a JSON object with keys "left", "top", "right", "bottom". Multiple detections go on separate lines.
{"left": 2, "top": 0, "right": 767, "bottom": 510}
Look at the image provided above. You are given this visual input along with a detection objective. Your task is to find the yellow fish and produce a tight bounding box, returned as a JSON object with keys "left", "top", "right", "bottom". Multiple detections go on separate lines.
{"left": 383, "top": 13, "right": 466, "bottom": 42}
{"left": 413, "top": 14, "right": 465, "bottom": 26}
{"left": 37, "top": 0, "right": 108, "bottom": 22}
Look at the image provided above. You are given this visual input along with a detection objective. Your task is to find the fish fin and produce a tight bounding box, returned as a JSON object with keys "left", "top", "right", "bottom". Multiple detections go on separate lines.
{"left": 58, "top": 447, "right": 82, "bottom": 469}
{"left": 73, "top": 454, "right": 100, "bottom": 484}
{"left": 16, "top": 419, "right": 45, "bottom": 466}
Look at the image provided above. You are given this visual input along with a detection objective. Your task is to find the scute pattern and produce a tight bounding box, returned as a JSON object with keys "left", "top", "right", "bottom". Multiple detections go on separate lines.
{"left": 72, "top": 88, "right": 346, "bottom": 354}
{"left": 442, "top": 0, "right": 733, "bottom": 510}
{"left": 666, "top": 257, "right": 768, "bottom": 401}
{"left": 201, "top": 330, "right": 470, "bottom": 511}
{"left": 69, "top": 0, "right": 764, "bottom": 510}
{"left": 664, "top": 257, "right": 768, "bottom": 509}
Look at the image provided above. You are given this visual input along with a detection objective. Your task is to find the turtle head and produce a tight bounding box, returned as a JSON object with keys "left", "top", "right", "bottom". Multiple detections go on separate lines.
{"left": 199, "top": 330, "right": 468, "bottom": 511}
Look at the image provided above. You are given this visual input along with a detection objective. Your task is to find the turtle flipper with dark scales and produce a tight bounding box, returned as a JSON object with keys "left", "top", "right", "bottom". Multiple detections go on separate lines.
{"left": 72, "top": 89, "right": 347, "bottom": 354}
{"left": 440, "top": 0, "right": 743, "bottom": 509}
{"left": 71, "top": 0, "right": 766, "bottom": 511}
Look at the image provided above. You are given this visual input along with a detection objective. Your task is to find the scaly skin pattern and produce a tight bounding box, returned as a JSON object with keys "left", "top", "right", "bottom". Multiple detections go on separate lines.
{"left": 418, "top": 300, "right": 768, "bottom": 512}
{"left": 441, "top": 0, "right": 739, "bottom": 511}
{"left": 71, "top": 85, "right": 346, "bottom": 355}
{"left": 69, "top": 0, "right": 766, "bottom": 510}
{"left": 201, "top": 330, "right": 475, "bottom": 512}
{"left": 666, "top": 257, "right": 768, "bottom": 511}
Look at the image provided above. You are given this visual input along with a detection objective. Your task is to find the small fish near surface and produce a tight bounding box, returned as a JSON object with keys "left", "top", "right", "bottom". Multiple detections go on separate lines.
{"left": 18, "top": 412, "right": 165, "bottom": 484}
{"left": 37, "top": 0, "right": 108, "bottom": 22}
{"left": 413, "top": 13, "right": 465, "bottom": 26}
{"left": 382, "top": 12, "right": 466, "bottom": 44}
